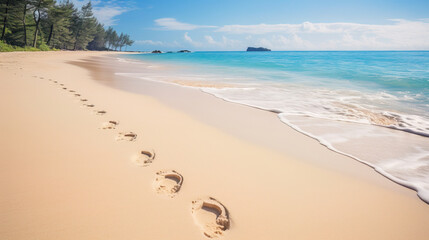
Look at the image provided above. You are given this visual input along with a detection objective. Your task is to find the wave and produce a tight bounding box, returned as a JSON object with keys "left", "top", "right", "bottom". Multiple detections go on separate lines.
{"left": 115, "top": 53, "right": 429, "bottom": 204}
{"left": 201, "top": 87, "right": 429, "bottom": 203}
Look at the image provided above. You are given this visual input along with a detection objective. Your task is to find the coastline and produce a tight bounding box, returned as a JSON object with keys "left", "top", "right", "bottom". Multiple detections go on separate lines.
{"left": 83, "top": 54, "right": 424, "bottom": 194}
{"left": 1, "top": 51, "right": 429, "bottom": 240}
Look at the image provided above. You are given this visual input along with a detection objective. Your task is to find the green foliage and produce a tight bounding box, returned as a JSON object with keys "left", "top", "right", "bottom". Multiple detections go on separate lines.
{"left": 0, "top": 41, "right": 15, "bottom": 51}
{"left": 87, "top": 23, "right": 106, "bottom": 50}
{"left": 38, "top": 42, "right": 49, "bottom": 51}
{"left": 0, "top": 0, "right": 134, "bottom": 51}
{"left": 0, "top": 41, "right": 46, "bottom": 51}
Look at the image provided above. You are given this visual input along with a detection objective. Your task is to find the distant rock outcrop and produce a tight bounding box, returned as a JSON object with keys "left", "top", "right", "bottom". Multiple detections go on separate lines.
{"left": 152, "top": 50, "right": 162, "bottom": 53}
{"left": 246, "top": 47, "right": 271, "bottom": 51}
{"left": 178, "top": 50, "right": 191, "bottom": 53}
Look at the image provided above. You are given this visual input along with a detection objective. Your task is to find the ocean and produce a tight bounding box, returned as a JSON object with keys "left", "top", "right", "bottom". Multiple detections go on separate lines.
{"left": 119, "top": 51, "right": 429, "bottom": 203}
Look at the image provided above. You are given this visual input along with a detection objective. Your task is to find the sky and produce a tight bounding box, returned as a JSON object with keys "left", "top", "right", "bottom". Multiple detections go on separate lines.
{"left": 70, "top": 0, "right": 429, "bottom": 51}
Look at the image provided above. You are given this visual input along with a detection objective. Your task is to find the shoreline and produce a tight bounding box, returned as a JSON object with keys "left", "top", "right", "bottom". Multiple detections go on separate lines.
{"left": 84, "top": 54, "right": 422, "bottom": 195}
{"left": 1, "top": 51, "right": 429, "bottom": 240}
{"left": 109, "top": 53, "right": 429, "bottom": 203}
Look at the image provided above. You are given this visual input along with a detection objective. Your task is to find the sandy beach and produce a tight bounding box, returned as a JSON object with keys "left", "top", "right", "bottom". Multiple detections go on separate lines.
{"left": 1, "top": 51, "right": 429, "bottom": 240}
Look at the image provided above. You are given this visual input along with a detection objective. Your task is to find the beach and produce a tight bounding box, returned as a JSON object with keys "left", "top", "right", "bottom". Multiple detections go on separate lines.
{"left": 1, "top": 51, "right": 429, "bottom": 239}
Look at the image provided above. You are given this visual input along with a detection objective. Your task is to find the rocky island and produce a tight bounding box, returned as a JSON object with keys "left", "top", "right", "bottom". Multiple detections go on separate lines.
{"left": 246, "top": 47, "right": 271, "bottom": 51}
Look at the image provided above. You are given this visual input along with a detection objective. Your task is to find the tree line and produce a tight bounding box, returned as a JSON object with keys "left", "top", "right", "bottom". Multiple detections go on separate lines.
{"left": 0, "top": 0, "right": 133, "bottom": 51}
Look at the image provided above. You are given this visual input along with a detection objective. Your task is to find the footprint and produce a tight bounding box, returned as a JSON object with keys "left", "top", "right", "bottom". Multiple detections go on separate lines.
{"left": 133, "top": 150, "right": 155, "bottom": 167}
{"left": 80, "top": 98, "right": 88, "bottom": 102}
{"left": 84, "top": 104, "right": 95, "bottom": 108}
{"left": 116, "top": 132, "right": 137, "bottom": 141}
{"left": 53, "top": 81, "right": 58, "bottom": 83}
{"left": 69, "top": 90, "right": 76, "bottom": 93}
{"left": 74, "top": 93, "right": 81, "bottom": 97}
{"left": 153, "top": 170, "right": 183, "bottom": 197}
{"left": 191, "top": 198, "right": 230, "bottom": 238}
{"left": 94, "top": 110, "right": 107, "bottom": 115}
{"left": 62, "top": 87, "right": 67, "bottom": 90}
{"left": 100, "top": 120, "right": 119, "bottom": 129}
{"left": 59, "top": 83, "right": 64, "bottom": 86}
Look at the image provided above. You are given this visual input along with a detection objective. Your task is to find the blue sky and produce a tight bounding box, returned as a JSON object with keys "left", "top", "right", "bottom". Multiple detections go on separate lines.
{"left": 71, "top": 0, "right": 429, "bottom": 51}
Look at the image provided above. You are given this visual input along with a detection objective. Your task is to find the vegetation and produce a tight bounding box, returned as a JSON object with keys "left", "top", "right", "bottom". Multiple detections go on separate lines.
{"left": 0, "top": 0, "right": 133, "bottom": 51}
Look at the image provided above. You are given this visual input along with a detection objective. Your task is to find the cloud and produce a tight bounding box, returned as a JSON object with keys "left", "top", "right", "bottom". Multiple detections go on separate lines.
{"left": 183, "top": 32, "right": 202, "bottom": 47}
{"left": 184, "top": 32, "right": 194, "bottom": 43}
{"left": 70, "top": 0, "right": 131, "bottom": 26}
{"left": 216, "top": 19, "right": 429, "bottom": 50}
{"left": 134, "top": 39, "right": 182, "bottom": 48}
{"left": 204, "top": 35, "right": 217, "bottom": 44}
{"left": 93, "top": 6, "right": 129, "bottom": 26}
{"left": 155, "top": 18, "right": 216, "bottom": 30}
{"left": 135, "top": 40, "right": 164, "bottom": 45}
{"left": 140, "top": 17, "right": 429, "bottom": 50}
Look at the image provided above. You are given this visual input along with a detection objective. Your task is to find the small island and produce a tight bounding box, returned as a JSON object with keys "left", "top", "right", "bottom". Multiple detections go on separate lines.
{"left": 246, "top": 47, "right": 271, "bottom": 51}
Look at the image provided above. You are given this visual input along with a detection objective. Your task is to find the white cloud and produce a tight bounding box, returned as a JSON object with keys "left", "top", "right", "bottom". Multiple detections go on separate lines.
{"left": 216, "top": 19, "right": 429, "bottom": 50}
{"left": 70, "top": 0, "right": 130, "bottom": 26}
{"left": 93, "top": 6, "right": 128, "bottom": 26}
{"left": 184, "top": 32, "right": 193, "bottom": 43}
{"left": 135, "top": 40, "right": 164, "bottom": 45}
{"left": 155, "top": 18, "right": 216, "bottom": 30}
{"left": 149, "top": 18, "right": 429, "bottom": 50}
{"left": 221, "top": 36, "right": 241, "bottom": 47}
{"left": 134, "top": 39, "right": 182, "bottom": 48}
{"left": 183, "top": 32, "right": 202, "bottom": 47}
{"left": 205, "top": 35, "right": 217, "bottom": 44}
{"left": 204, "top": 35, "right": 241, "bottom": 48}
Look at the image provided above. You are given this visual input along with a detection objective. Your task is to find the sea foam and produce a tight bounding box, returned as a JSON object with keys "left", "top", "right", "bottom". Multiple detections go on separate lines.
{"left": 119, "top": 51, "right": 429, "bottom": 203}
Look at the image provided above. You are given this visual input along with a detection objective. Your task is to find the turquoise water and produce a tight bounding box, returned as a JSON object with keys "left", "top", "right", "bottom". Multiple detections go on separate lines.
{"left": 126, "top": 51, "right": 429, "bottom": 93}
{"left": 120, "top": 51, "right": 429, "bottom": 203}
{"left": 126, "top": 51, "right": 429, "bottom": 122}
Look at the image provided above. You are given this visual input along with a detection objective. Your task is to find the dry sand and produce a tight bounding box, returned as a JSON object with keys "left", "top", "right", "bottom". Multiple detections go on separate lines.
{"left": 1, "top": 51, "right": 429, "bottom": 240}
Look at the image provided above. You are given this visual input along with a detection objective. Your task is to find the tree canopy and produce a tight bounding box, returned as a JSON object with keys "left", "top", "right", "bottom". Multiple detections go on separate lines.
{"left": 0, "top": 0, "right": 133, "bottom": 51}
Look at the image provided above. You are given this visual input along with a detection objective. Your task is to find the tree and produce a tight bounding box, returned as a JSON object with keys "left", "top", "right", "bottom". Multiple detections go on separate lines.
{"left": 122, "top": 34, "right": 133, "bottom": 51}
{"left": 110, "top": 30, "right": 118, "bottom": 50}
{"left": 87, "top": 22, "right": 105, "bottom": 50}
{"left": 1, "top": 0, "right": 133, "bottom": 51}
{"left": 0, "top": 0, "right": 11, "bottom": 41}
{"left": 30, "top": 0, "right": 54, "bottom": 47}
{"left": 45, "top": 0, "right": 75, "bottom": 49}
{"left": 20, "top": 0, "right": 29, "bottom": 46}
{"left": 118, "top": 32, "right": 125, "bottom": 51}
{"left": 72, "top": 2, "right": 96, "bottom": 50}
{"left": 0, "top": 0, "right": 30, "bottom": 46}
{"left": 104, "top": 26, "right": 113, "bottom": 50}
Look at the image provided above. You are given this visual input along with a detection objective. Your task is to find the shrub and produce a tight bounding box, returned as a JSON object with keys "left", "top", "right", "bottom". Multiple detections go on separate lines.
{"left": 38, "top": 43, "right": 50, "bottom": 51}
{"left": 0, "top": 41, "right": 54, "bottom": 52}
{"left": 0, "top": 42, "right": 16, "bottom": 52}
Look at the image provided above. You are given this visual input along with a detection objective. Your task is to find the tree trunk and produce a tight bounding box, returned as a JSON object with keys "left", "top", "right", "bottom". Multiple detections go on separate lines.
{"left": 22, "top": 3, "right": 27, "bottom": 46}
{"left": 1, "top": 0, "right": 10, "bottom": 41}
{"left": 73, "top": 27, "right": 80, "bottom": 50}
{"left": 32, "top": 8, "right": 41, "bottom": 47}
{"left": 47, "top": 24, "right": 53, "bottom": 45}
{"left": 73, "top": 34, "right": 78, "bottom": 50}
